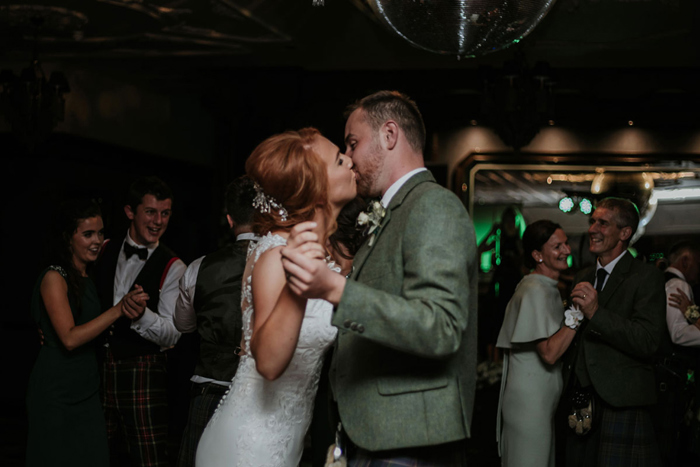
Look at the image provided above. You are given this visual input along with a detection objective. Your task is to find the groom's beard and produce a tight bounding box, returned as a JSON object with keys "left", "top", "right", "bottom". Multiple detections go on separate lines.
{"left": 356, "top": 141, "right": 383, "bottom": 198}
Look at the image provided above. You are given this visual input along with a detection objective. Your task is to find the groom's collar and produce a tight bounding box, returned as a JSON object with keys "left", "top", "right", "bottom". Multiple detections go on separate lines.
{"left": 381, "top": 167, "right": 429, "bottom": 208}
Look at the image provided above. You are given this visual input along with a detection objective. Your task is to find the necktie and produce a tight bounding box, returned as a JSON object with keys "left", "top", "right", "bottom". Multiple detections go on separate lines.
{"left": 124, "top": 243, "right": 148, "bottom": 261}
{"left": 595, "top": 268, "right": 608, "bottom": 293}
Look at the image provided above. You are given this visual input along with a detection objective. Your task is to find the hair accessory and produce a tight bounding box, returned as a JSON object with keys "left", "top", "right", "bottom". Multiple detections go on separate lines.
{"left": 252, "top": 182, "right": 288, "bottom": 222}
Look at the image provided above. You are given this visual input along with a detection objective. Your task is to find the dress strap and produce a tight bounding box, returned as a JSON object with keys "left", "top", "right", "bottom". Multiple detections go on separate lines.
{"left": 47, "top": 265, "right": 68, "bottom": 279}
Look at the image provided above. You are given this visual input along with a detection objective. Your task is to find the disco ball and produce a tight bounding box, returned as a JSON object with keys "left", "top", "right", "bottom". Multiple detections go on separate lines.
{"left": 367, "top": 0, "right": 557, "bottom": 57}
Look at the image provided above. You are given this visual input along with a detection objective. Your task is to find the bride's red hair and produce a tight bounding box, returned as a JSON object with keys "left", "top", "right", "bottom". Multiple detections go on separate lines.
{"left": 245, "top": 128, "right": 332, "bottom": 236}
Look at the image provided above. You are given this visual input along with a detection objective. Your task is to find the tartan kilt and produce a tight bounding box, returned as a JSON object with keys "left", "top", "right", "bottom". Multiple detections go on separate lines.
{"left": 175, "top": 382, "right": 229, "bottom": 467}
{"left": 102, "top": 349, "right": 169, "bottom": 467}
{"left": 597, "top": 406, "right": 660, "bottom": 467}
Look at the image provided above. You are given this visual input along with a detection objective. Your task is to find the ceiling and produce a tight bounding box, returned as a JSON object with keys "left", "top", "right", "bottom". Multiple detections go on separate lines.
{"left": 0, "top": 0, "right": 697, "bottom": 69}
{"left": 471, "top": 161, "right": 700, "bottom": 236}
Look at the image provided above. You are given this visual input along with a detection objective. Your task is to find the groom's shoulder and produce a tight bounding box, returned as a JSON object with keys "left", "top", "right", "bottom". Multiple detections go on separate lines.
{"left": 407, "top": 180, "right": 468, "bottom": 217}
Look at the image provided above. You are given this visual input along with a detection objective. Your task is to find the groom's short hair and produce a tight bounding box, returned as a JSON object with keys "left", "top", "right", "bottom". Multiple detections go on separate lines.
{"left": 346, "top": 90, "right": 426, "bottom": 154}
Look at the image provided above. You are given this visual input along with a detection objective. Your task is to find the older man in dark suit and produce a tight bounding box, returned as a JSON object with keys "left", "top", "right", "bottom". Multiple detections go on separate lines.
{"left": 564, "top": 197, "right": 666, "bottom": 467}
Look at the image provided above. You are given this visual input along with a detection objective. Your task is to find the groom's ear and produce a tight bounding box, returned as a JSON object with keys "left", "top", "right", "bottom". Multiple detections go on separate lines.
{"left": 381, "top": 120, "right": 399, "bottom": 151}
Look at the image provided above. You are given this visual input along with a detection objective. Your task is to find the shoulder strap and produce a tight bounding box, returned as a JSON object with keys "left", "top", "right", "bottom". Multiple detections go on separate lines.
{"left": 47, "top": 265, "right": 68, "bottom": 279}
{"left": 99, "top": 238, "right": 111, "bottom": 258}
{"left": 253, "top": 234, "right": 286, "bottom": 264}
{"left": 160, "top": 257, "right": 180, "bottom": 290}
{"left": 664, "top": 270, "right": 681, "bottom": 283}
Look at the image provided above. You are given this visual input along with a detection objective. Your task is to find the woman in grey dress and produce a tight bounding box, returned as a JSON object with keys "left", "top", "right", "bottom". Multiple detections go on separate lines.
{"left": 496, "top": 220, "right": 576, "bottom": 467}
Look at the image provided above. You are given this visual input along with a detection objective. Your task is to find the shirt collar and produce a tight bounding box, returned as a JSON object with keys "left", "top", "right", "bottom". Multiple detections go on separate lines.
{"left": 596, "top": 249, "right": 627, "bottom": 275}
{"left": 125, "top": 230, "right": 157, "bottom": 255}
{"left": 665, "top": 266, "right": 686, "bottom": 282}
{"left": 381, "top": 167, "right": 428, "bottom": 208}
{"left": 236, "top": 232, "right": 259, "bottom": 242}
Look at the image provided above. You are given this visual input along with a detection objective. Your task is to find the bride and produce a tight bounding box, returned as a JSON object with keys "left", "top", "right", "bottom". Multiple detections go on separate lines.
{"left": 195, "top": 128, "right": 357, "bottom": 467}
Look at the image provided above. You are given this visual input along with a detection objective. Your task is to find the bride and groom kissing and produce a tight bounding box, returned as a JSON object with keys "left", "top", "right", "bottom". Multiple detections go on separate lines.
{"left": 196, "top": 91, "right": 479, "bottom": 467}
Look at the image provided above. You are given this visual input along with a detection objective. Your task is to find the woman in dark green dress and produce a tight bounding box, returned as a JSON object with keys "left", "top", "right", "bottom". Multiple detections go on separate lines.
{"left": 26, "top": 200, "right": 149, "bottom": 467}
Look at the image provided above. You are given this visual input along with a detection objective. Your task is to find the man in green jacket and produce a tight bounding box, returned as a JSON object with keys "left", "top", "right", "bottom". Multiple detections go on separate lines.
{"left": 282, "top": 91, "right": 478, "bottom": 465}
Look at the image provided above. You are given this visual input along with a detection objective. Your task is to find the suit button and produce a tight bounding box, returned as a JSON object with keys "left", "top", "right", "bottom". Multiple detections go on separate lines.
{"left": 568, "top": 365, "right": 572, "bottom": 370}
{"left": 109, "top": 331, "right": 114, "bottom": 336}
{"left": 350, "top": 322, "right": 358, "bottom": 331}
{"left": 344, "top": 319, "right": 352, "bottom": 328}
{"left": 357, "top": 324, "right": 365, "bottom": 333}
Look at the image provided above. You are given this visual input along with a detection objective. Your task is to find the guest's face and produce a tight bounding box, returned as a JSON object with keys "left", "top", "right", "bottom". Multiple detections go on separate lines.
{"left": 125, "top": 194, "right": 172, "bottom": 247}
{"left": 70, "top": 216, "right": 104, "bottom": 270}
{"left": 345, "top": 109, "right": 384, "bottom": 198}
{"left": 535, "top": 228, "right": 571, "bottom": 274}
{"left": 588, "top": 207, "right": 629, "bottom": 258}
{"left": 686, "top": 253, "right": 700, "bottom": 284}
{"left": 313, "top": 135, "right": 357, "bottom": 208}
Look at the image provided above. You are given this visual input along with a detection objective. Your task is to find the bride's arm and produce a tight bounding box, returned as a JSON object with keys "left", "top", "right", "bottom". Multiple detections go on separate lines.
{"left": 250, "top": 246, "right": 308, "bottom": 381}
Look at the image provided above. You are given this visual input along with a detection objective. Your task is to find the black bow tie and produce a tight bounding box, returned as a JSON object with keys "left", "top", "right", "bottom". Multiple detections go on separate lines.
{"left": 124, "top": 243, "right": 148, "bottom": 261}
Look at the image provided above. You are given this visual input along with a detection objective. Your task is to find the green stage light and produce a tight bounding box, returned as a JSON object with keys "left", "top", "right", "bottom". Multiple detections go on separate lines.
{"left": 559, "top": 197, "right": 574, "bottom": 213}
{"left": 579, "top": 198, "right": 593, "bottom": 215}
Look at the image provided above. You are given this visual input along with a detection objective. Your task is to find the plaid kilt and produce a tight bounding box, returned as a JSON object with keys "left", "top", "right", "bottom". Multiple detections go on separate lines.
{"left": 175, "top": 382, "right": 229, "bottom": 467}
{"left": 102, "top": 349, "right": 169, "bottom": 467}
{"left": 598, "top": 406, "right": 660, "bottom": 467}
{"left": 349, "top": 439, "right": 468, "bottom": 467}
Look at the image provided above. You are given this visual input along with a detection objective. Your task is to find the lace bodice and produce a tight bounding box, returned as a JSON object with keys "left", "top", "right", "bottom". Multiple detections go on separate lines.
{"left": 196, "top": 232, "right": 338, "bottom": 467}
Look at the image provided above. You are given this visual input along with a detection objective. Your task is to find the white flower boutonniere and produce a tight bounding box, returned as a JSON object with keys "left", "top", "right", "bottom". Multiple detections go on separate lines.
{"left": 564, "top": 305, "right": 584, "bottom": 330}
{"left": 356, "top": 200, "right": 386, "bottom": 247}
{"left": 685, "top": 304, "right": 700, "bottom": 324}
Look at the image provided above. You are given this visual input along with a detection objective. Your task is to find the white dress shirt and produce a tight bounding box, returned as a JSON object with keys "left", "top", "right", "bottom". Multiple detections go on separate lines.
{"left": 173, "top": 233, "right": 258, "bottom": 385}
{"left": 594, "top": 250, "right": 627, "bottom": 291}
{"left": 113, "top": 231, "right": 186, "bottom": 350}
{"left": 664, "top": 266, "right": 700, "bottom": 347}
{"left": 381, "top": 167, "right": 428, "bottom": 208}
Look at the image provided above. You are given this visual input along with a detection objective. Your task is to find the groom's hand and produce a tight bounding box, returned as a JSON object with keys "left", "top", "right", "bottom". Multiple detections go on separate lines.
{"left": 281, "top": 248, "right": 345, "bottom": 306}
{"left": 286, "top": 222, "right": 319, "bottom": 250}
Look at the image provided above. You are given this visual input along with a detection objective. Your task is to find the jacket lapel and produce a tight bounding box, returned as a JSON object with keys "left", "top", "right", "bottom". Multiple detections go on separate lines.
{"left": 350, "top": 170, "right": 435, "bottom": 280}
{"left": 597, "top": 251, "right": 633, "bottom": 308}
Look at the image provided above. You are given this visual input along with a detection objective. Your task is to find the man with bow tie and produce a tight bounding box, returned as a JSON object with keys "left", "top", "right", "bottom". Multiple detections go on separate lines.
{"left": 564, "top": 197, "right": 666, "bottom": 467}
{"left": 282, "top": 91, "right": 478, "bottom": 465}
{"left": 94, "top": 176, "right": 186, "bottom": 467}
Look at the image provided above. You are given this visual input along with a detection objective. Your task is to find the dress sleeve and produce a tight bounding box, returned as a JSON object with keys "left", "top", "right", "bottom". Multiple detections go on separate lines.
{"left": 497, "top": 280, "right": 562, "bottom": 348}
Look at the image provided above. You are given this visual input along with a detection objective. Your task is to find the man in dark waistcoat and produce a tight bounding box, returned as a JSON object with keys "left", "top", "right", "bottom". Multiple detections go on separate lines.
{"left": 564, "top": 197, "right": 666, "bottom": 467}
{"left": 95, "top": 176, "right": 186, "bottom": 467}
{"left": 173, "top": 177, "right": 257, "bottom": 467}
{"left": 652, "top": 241, "right": 700, "bottom": 466}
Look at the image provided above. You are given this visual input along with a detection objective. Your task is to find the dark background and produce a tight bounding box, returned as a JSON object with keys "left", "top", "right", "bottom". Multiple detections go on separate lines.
{"left": 2, "top": 0, "right": 700, "bottom": 464}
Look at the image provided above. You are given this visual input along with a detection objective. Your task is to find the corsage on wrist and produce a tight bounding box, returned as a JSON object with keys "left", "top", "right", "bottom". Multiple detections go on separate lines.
{"left": 564, "top": 306, "right": 584, "bottom": 330}
{"left": 685, "top": 304, "right": 700, "bottom": 324}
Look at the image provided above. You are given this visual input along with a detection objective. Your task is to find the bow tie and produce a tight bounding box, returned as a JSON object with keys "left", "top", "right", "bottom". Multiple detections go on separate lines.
{"left": 124, "top": 243, "right": 148, "bottom": 261}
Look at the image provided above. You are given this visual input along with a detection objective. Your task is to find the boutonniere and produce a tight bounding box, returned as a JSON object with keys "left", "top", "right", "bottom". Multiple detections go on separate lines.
{"left": 356, "top": 200, "right": 386, "bottom": 247}
{"left": 685, "top": 304, "right": 700, "bottom": 324}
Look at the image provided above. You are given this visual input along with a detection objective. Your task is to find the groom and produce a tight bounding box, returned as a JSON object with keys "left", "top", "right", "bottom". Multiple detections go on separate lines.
{"left": 282, "top": 91, "right": 478, "bottom": 464}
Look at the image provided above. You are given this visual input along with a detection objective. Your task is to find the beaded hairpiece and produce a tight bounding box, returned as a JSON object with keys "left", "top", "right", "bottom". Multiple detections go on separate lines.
{"left": 252, "top": 182, "right": 288, "bottom": 222}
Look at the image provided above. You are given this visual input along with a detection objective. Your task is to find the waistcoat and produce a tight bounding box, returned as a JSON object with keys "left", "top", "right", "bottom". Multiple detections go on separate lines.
{"left": 95, "top": 237, "right": 177, "bottom": 359}
{"left": 192, "top": 240, "right": 249, "bottom": 381}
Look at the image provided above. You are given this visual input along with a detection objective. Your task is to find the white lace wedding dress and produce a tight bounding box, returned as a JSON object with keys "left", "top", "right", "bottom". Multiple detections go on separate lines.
{"left": 195, "top": 233, "right": 338, "bottom": 467}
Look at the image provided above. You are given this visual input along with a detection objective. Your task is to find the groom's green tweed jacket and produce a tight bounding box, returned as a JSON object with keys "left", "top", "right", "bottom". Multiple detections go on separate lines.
{"left": 330, "top": 170, "right": 478, "bottom": 451}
